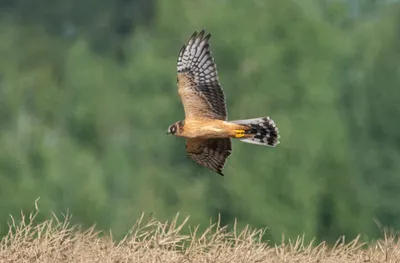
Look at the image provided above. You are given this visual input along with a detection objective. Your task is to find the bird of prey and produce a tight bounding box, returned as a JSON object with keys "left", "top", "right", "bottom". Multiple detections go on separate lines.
{"left": 167, "top": 30, "right": 280, "bottom": 176}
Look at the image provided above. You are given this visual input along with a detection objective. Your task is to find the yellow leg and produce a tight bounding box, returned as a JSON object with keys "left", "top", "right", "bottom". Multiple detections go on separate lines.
{"left": 233, "top": 129, "right": 246, "bottom": 138}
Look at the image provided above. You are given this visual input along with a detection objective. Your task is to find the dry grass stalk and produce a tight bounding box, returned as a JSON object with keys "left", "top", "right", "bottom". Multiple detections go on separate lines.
{"left": 0, "top": 202, "right": 399, "bottom": 263}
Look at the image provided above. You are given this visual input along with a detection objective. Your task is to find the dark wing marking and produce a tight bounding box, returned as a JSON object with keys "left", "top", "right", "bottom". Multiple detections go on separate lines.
{"left": 177, "top": 30, "right": 227, "bottom": 120}
{"left": 186, "top": 138, "right": 232, "bottom": 176}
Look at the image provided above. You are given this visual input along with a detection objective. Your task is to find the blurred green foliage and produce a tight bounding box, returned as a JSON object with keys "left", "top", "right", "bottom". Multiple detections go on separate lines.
{"left": 0, "top": 0, "right": 399, "bottom": 244}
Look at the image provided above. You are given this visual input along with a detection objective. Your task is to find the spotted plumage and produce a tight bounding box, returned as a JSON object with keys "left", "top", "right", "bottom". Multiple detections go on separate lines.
{"left": 168, "top": 30, "right": 280, "bottom": 176}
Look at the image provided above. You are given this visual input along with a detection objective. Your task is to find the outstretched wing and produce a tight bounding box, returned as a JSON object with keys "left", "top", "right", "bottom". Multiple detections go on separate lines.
{"left": 177, "top": 30, "right": 227, "bottom": 121}
{"left": 186, "top": 138, "right": 232, "bottom": 176}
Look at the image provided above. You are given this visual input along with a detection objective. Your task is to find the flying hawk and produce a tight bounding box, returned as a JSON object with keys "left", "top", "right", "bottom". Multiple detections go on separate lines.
{"left": 167, "top": 30, "right": 280, "bottom": 176}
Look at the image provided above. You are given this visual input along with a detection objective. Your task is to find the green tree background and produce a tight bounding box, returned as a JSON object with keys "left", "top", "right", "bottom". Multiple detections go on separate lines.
{"left": 0, "top": 0, "right": 399, "bottom": 244}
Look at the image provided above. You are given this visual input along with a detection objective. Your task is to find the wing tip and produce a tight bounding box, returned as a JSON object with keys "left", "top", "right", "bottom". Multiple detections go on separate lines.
{"left": 190, "top": 29, "right": 211, "bottom": 42}
{"left": 178, "top": 44, "right": 186, "bottom": 55}
{"left": 204, "top": 32, "right": 212, "bottom": 41}
{"left": 190, "top": 30, "right": 198, "bottom": 39}
{"left": 177, "top": 29, "right": 214, "bottom": 72}
{"left": 201, "top": 29, "right": 212, "bottom": 42}
{"left": 198, "top": 29, "right": 205, "bottom": 38}
{"left": 181, "top": 29, "right": 213, "bottom": 52}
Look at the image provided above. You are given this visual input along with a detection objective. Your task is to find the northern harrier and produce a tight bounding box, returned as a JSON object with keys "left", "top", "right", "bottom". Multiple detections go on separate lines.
{"left": 167, "top": 30, "right": 280, "bottom": 176}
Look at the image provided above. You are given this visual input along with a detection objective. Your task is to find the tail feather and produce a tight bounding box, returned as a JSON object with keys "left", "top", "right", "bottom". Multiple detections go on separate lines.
{"left": 231, "top": 117, "right": 280, "bottom": 147}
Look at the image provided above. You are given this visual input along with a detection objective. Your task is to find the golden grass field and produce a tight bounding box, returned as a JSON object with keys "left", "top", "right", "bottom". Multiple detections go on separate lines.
{"left": 1, "top": 204, "right": 400, "bottom": 262}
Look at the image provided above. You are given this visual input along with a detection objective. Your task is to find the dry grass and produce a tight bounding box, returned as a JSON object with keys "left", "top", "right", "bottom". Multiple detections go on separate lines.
{"left": 1, "top": 204, "right": 400, "bottom": 262}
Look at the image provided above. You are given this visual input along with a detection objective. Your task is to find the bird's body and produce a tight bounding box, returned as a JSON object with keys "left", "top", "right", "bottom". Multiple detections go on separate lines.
{"left": 167, "top": 30, "right": 280, "bottom": 176}
{"left": 172, "top": 119, "right": 250, "bottom": 139}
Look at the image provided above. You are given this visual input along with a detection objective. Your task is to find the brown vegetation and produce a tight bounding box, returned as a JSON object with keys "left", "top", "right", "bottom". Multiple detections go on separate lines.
{"left": 1, "top": 206, "right": 400, "bottom": 263}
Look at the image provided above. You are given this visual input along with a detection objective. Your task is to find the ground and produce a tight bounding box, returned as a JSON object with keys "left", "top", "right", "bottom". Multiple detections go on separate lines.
{"left": 1, "top": 208, "right": 399, "bottom": 263}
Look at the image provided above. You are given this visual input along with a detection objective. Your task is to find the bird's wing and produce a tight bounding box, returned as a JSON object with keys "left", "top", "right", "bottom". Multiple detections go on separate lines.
{"left": 177, "top": 30, "right": 227, "bottom": 121}
{"left": 186, "top": 138, "right": 232, "bottom": 176}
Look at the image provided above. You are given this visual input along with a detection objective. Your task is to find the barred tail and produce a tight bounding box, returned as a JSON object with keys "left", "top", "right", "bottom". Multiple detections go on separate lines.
{"left": 231, "top": 117, "right": 280, "bottom": 147}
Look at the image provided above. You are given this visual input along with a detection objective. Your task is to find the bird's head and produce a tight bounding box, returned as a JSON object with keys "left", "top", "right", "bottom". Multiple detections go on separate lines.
{"left": 167, "top": 121, "right": 184, "bottom": 135}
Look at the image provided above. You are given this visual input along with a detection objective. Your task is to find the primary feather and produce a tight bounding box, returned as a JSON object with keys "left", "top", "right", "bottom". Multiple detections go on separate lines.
{"left": 177, "top": 30, "right": 227, "bottom": 120}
